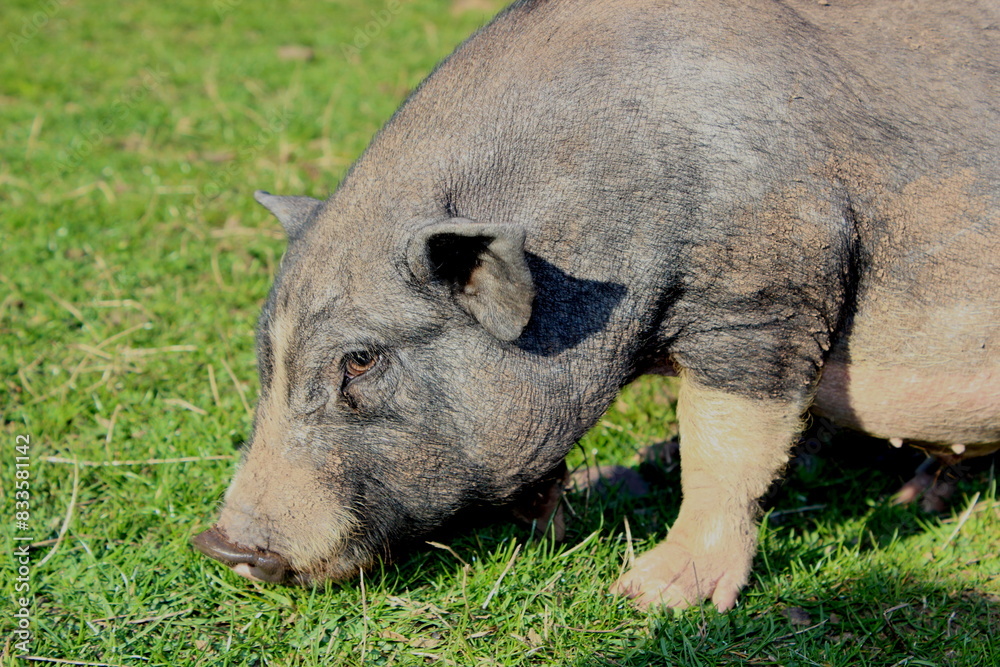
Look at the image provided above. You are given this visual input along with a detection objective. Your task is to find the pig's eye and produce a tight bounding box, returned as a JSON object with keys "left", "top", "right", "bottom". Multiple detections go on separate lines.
{"left": 344, "top": 351, "right": 379, "bottom": 381}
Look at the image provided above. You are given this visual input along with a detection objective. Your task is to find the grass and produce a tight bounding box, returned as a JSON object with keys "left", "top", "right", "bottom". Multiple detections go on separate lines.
{"left": 2, "top": 0, "right": 998, "bottom": 664}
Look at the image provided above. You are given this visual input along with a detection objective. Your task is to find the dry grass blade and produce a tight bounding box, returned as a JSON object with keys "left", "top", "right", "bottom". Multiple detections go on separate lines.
{"left": 210, "top": 249, "right": 230, "bottom": 291}
{"left": 219, "top": 357, "right": 253, "bottom": 420}
{"left": 104, "top": 404, "right": 122, "bottom": 445}
{"left": 88, "top": 299, "right": 155, "bottom": 319}
{"left": 209, "top": 225, "right": 283, "bottom": 240}
{"left": 28, "top": 347, "right": 102, "bottom": 405}
{"left": 45, "top": 290, "right": 94, "bottom": 335}
{"left": 44, "top": 455, "right": 231, "bottom": 466}
{"left": 26, "top": 113, "right": 44, "bottom": 158}
{"left": 17, "top": 365, "right": 38, "bottom": 397}
{"left": 21, "top": 658, "right": 128, "bottom": 667}
{"left": 360, "top": 569, "right": 368, "bottom": 661}
{"left": 121, "top": 345, "right": 196, "bottom": 357}
{"left": 426, "top": 540, "right": 470, "bottom": 567}
{"left": 36, "top": 460, "right": 80, "bottom": 568}
{"left": 941, "top": 491, "right": 981, "bottom": 550}
{"left": 773, "top": 619, "right": 830, "bottom": 642}
{"left": 207, "top": 364, "right": 221, "bottom": 407}
{"left": 482, "top": 542, "right": 521, "bottom": 610}
{"left": 622, "top": 517, "right": 635, "bottom": 572}
{"left": 163, "top": 397, "right": 208, "bottom": 415}
{"left": 74, "top": 344, "right": 113, "bottom": 361}
{"left": 94, "top": 322, "right": 151, "bottom": 350}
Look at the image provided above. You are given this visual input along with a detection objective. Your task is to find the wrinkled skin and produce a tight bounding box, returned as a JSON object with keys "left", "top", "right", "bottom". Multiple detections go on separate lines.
{"left": 194, "top": 0, "right": 999, "bottom": 610}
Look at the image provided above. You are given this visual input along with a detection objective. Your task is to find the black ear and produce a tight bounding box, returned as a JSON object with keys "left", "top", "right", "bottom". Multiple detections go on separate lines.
{"left": 408, "top": 219, "right": 535, "bottom": 341}
{"left": 254, "top": 190, "right": 322, "bottom": 239}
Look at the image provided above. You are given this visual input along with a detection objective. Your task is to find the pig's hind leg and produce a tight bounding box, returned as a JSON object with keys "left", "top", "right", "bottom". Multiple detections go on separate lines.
{"left": 611, "top": 374, "right": 804, "bottom": 611}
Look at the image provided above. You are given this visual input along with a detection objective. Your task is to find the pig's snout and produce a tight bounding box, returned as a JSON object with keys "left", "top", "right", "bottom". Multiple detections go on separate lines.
{"left": 192, "top": 526, "right": 292, "bottom": 583}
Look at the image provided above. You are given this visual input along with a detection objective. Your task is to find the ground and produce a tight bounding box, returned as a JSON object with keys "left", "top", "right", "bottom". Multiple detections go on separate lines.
{"left": 1, "top": 0, "right": 998, "bottom": 665}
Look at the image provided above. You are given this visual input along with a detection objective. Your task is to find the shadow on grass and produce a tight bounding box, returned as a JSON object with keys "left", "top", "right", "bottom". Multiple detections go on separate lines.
{"left": 399, "top": 420, "right": 997, "bottom": 589}
{"left": 555, "top": 423, "right": 999, "bottom": 666}
{"left": 570, "top": 576, "right": 1000, "bottom": 666}
{"left": 568, "top": 418, "right": 998, "bottom": 546}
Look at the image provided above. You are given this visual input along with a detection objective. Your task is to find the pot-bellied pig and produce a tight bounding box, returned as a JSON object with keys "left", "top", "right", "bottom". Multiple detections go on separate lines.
{"left": 194, "top": 0, "right": 999, "bottom": 611}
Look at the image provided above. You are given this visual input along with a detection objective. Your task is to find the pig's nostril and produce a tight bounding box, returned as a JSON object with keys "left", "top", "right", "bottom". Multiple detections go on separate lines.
{"left": 192, "top": 526, "right": 291, "bottom": 583}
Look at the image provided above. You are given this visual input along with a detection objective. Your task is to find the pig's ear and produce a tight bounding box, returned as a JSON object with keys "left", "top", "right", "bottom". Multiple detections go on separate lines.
{"left": 254, "top": 190, "right": 322, "bottom": 239}
{"left": 408, "top": 220, "right": 535, "bottom": 341}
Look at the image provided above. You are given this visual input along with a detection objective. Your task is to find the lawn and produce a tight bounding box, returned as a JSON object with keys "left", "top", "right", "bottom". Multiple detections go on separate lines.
{"left": 2, "top": 0, "right": 998, "bottom": 665}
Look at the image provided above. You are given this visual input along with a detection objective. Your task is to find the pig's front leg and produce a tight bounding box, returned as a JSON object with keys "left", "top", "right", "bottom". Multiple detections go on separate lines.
{"left": 611, "top": 374, "right": 804, "bottom": 611}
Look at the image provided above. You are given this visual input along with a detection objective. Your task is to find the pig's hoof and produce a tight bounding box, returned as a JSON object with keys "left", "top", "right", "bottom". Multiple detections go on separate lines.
{"left": 610, "top": 539, "right": 750, "bottom": 612}
{"left": 891, "top": 456, "right": 961, "bottom": 512}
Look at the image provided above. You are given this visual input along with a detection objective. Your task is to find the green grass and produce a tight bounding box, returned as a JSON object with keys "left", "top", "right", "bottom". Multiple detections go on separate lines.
{"left": 2, "top": 0, "right": 999, "bottom": 664}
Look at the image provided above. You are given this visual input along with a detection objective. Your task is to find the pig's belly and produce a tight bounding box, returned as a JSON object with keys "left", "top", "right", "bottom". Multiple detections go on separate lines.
{"left": 812, "top": 360, "right": 1000, "bottom": 451}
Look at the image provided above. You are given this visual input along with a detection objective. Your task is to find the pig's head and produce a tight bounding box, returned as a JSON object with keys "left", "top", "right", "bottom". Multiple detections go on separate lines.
{"left": 194, "top": 190, "right": 592, "bottom": 585}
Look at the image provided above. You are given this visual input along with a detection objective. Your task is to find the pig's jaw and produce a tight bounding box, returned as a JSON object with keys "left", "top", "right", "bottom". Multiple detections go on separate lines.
{"left": 230, "top": 562, "right": 353, "bottom": 587}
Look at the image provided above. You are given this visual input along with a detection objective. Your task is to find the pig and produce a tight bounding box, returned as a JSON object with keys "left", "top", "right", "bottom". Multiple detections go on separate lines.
{"left": 193, "top": 0, "right": 1000, "bottom": 611}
